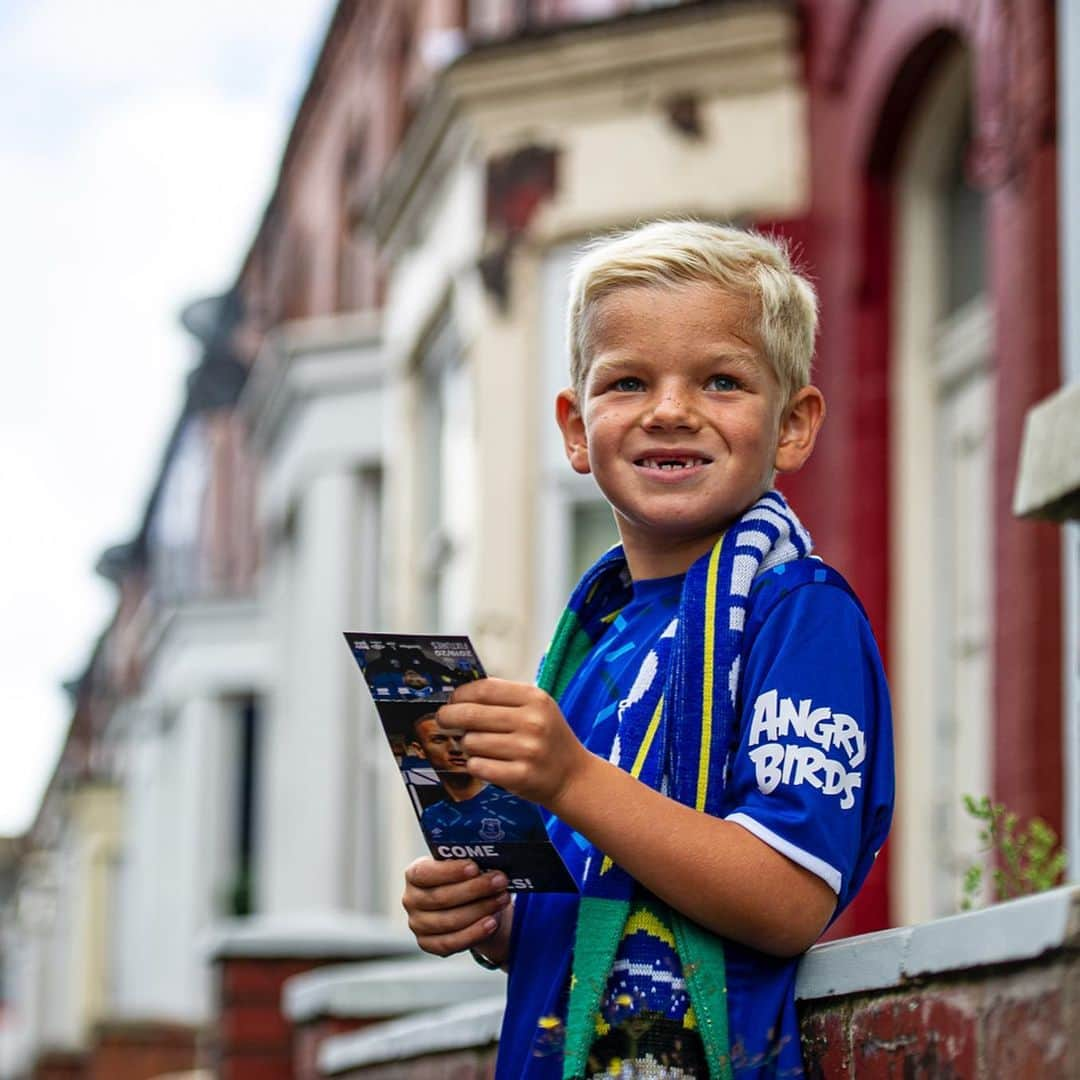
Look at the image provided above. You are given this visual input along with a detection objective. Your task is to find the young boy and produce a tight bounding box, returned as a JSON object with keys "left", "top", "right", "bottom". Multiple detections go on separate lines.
{"left": 402, "top": 221, "right": 893, "bottom": 1078}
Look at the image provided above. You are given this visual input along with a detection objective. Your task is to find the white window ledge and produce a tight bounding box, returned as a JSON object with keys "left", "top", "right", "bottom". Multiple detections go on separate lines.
{"left": 320, "top": 996, "right": 506, "bottom": 1075}
{"left": 283, "top": 952, "right": 505, "bottom": 1022}
{"left": 203, "top": 911, "right": 418, "bottom": 961}
{"left": 1013, "top": 382, "right": 1080, "bottom": 520}
{"left": 795, "top": 884, "right": 1080, "bottom": 1001}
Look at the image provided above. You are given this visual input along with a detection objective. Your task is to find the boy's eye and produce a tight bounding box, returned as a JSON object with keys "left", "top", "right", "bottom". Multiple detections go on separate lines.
{"left": 706, "top": 374, "right": 740, "bottom": 392}
{"left": 612, "top": 376, "right": 645, "bottom": 392}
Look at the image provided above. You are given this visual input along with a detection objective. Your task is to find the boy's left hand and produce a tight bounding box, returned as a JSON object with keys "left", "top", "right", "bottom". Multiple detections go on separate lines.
{"left": 437, "top": 678, "right": 590, "bottom": 809}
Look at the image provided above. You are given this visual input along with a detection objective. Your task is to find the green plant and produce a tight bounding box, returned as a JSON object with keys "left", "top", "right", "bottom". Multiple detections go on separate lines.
{"left": 960, "top": 794, "right": 1067, "bottom": 910}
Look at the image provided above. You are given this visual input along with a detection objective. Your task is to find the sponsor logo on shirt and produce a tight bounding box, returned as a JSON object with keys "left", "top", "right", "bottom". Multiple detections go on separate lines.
{"left": 747, "top": 689, "right": 865, "bottom": 810}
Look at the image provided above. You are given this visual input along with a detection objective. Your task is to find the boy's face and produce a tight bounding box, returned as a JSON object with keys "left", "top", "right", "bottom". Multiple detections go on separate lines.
{"left": 557, "top": 281, "right": 822, "bottom": 579}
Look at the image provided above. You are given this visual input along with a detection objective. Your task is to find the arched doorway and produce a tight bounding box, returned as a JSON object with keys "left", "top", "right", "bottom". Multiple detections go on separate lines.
{"left": 886, "top": 41, "right": 993, "bottom": 922}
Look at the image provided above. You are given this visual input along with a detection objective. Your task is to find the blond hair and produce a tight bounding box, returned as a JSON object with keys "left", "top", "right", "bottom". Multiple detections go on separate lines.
{"left": 566, "top": 220, "right": 818, "bottom": 401}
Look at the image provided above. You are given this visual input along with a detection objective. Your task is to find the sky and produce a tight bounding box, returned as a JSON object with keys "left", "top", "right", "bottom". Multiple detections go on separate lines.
{"left": 0, "top": 0, "right": 336, "bottom": 835}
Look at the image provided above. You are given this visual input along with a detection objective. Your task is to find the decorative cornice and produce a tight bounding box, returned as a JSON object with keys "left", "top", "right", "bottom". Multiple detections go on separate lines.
{"left": 243, "top": 310, "right": 383, "bottom": 454}
{"left": 368, "top": 1, "right": 798, "bottom": 251}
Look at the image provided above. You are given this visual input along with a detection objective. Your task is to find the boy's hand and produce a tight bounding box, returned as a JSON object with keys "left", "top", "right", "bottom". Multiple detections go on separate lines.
{"left": 438, "top": 678, "right": 591, "bottom": 809}
{"left": 402, "top": 857, "right": 512, "bottom": 961}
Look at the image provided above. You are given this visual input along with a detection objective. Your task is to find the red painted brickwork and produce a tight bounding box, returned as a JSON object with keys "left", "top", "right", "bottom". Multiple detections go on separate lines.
{"left": 333, "top": 1046, "right": 498, "bottom": 1080}
{"left": 294, "top": 1016, "right": 381, "bottom": 1080}
{"left": 86, "top": 1020, "right": 199, "bottom": 1080}
{"left": 799, "top": 956, "right": 1079, "bottom": 1079}
{"left": 211, "top": 956, "right": 323, "bottom": 1080}
{"left": 211, "top": 955, "right": 389, "bottom": 1080}
{"left": 31, "top": 1050, "right": 85, "bottom": 1080}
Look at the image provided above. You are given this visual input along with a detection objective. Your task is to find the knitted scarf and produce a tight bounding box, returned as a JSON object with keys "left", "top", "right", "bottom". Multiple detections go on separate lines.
{"left": 535, "top": 490, "right": 813, "bottom": 1079}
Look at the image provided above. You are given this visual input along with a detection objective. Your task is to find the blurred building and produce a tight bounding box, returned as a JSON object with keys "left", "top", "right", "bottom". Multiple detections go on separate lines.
{"left": 1, "top": 0, "right": 1075, "bottom": 1076}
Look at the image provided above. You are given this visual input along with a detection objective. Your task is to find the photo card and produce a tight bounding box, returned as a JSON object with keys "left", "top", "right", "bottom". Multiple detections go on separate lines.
{"left": 345, "top": 632, "right": 578, "bottom": 893}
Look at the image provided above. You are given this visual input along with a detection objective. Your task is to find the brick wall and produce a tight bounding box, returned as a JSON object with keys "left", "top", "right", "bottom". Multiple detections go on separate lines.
{"left": 332, "top": 1047, "right": 498, "bottom": 1080}
{"left": 86, "top": 1020, "right": 199, "bottom": 1080}
{"left": 31, "top": 1050, "right": 85, "bottom": 1080}
{"left": 293, "top": 1016, "right": 380, "bottom": 1080}
{"left": 211, "top": 956, "right": 334, "bottom": 1080}
{"left": 800, "top": 955, "right": 1078, "bottom": 1078}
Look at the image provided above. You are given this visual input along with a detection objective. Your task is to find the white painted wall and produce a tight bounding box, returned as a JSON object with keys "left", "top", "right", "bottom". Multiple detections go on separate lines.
{"left": 262, "top": 469, "right": 359, "bottom": 912}
{"left": 251, "top": 328, "right": 417, "bottom": 919}
{"left": 113, "top": 696, "right": 232, "bottom": 1022}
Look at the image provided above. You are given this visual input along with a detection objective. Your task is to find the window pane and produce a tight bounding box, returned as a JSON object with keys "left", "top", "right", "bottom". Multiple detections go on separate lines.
{"left": 570, "top": 501, "right": 619, "bottom": 587}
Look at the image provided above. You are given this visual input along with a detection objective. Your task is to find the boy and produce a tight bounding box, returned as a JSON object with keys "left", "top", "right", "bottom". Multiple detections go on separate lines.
{"left": 402, "top": 221, "right": 893, "bottom": 1078}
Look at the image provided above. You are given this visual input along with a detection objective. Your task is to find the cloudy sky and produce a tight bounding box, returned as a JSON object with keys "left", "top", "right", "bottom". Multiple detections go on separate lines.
{"left": 0, "top": 0, "right": 335, "bottom": 835}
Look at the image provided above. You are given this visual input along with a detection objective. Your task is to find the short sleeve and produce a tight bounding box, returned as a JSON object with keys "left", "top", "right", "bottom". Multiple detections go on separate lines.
{"left": 723, "top": 582, "right": 894, "bottom": 912}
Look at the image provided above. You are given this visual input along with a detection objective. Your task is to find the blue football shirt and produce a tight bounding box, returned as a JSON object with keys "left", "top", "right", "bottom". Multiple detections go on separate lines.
{"left": 497, "top": 562, "right": 894, "bottom": 1079}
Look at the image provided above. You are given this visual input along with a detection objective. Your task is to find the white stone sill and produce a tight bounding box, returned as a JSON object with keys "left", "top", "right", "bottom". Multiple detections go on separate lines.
{"left": 796, "top": 883, "right": 1080, "bottom": 1002}
{"left": 320, "top": 996, "right": 506, "bottom": 1075}
{"left": 203, "top": 911, "right": 418, "bottom": 961}
{"left": 283, "top": 952, "right": 506, "bottom": 1022}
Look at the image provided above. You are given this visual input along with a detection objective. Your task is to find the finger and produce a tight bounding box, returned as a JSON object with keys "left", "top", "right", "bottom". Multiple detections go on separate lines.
{"left": 438, "top": 703, "right": 518, "bottom": 734}
{"left": 408, "top": 890, "right": 511, "bottom": 939}
{"left": 460, "top": 731, "right": 527, "bottom": 762}
{"left": 464, "top": 755, "right": 529, "bottom": 793}
{"left": 450, "top": 677, "right": 540, "bottom": 707}
{"left": 403, "top": 856, "right": 479, "bottom": 890}
{"left": 415, "top": 911, "right": 506, "bottom": 959}
{"left": 406, "top": 869, "right": 509, "bottom": 913}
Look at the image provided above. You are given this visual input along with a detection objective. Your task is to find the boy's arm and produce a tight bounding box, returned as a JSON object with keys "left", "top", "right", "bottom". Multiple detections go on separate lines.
{"left": 441, "top": 679, "right": 834, "bottom": 957}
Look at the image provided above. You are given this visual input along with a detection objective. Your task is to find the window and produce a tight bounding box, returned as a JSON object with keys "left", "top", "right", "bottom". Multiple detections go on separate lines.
{"left": 148, "top": 420, "right": 208, "bottom": 605}
{"left": 534, "top": 243, "right": 620, "bottom": 651}
{"left": 415, "top": 310, "right": 474, "bottom": 632}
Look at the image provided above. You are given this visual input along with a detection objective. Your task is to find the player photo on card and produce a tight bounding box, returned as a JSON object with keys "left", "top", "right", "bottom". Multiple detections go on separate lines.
{"left": 345, "top": 633, "right": 483, "bottom": 701}
{"left": 345, "top": 633, "right": 578, "bottom": 893}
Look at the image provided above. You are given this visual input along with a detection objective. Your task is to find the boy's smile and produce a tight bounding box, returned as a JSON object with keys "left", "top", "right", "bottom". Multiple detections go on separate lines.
{"left": 557, "top": 281, "right": 822, "bottom": 580}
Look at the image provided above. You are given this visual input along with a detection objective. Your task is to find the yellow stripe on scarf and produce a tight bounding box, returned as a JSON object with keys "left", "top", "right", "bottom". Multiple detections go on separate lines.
{"left": 620, "top": 904, "right": 678, "bottom": 949}
{"left": 697, "top": 537, "right": 724, "bottom": 813}
{"left": 600, "top": 695, "right": 664, "bottom": 875}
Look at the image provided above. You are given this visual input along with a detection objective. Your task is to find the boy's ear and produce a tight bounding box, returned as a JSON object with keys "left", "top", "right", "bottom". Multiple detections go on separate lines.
{"left": 774, "top": 386, "right": 826, "bottom": 474}
{"left": 555, "top": 388, "right": 591, "bottom": 475}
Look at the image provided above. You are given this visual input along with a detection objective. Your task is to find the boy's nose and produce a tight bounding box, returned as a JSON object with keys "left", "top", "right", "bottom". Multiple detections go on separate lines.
{"left": 645, "top": 389, "right": 697, "bottom": 428}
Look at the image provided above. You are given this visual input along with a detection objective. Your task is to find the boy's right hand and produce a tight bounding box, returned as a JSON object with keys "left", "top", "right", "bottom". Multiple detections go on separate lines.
{"left": 402, "top": 857, "right": 512, "bottom": 964}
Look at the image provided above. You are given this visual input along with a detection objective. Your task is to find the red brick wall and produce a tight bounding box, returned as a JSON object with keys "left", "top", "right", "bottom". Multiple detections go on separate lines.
{"left": 334, "top": 1046, "right": 498, "bottom": 1080}
{"left": 799, "top": 955, "right": 1078, "bottom": 1078}
{"left": 86, "top": 1020, "right": 199, "bottom": 1080}
{"left": 32, "top": 1050, "right": 85, "bottom": 1080}
{"left": 211, "top": 955, "right": 375, "bottom": 1080}
{"left": 293, "top": 1015, "right": 381, "bottom": 1080}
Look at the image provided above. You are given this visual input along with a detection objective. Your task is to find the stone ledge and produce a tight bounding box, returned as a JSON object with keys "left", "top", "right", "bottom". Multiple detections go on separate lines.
{"left": 1013, "top": 381, "right": 1080, "bottom": 520}
{"left": 795, "top": 884, "right": 1080, "bottom": 1001}
{"left": 318, "top": 996, "right": 505, "bottom": 1075}
{"left": 203, "top": 911, "right": 418, "bottom": 961}
{"left": 283, "top": 953, "right": 506, "bottom": 1022}
{"left": 301, "top": 887, "right": 1080, "bottom": 1074}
